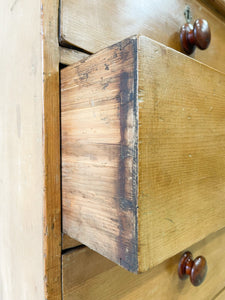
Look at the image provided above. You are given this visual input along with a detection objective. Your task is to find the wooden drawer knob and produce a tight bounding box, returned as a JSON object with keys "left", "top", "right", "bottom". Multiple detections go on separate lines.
{"left": 178, "top": 251, "right": 207, "bottom": 286}
{"left": 180, "top": 19, "right": 211, "bottom": 55}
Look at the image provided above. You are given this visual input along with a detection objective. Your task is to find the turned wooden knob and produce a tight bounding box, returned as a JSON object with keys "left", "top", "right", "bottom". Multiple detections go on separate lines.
{"left": 178, "top": 251, "right": 207, "bottom": 286}
{"left": 180, "top": 19, "right": 211, "bottom": 54}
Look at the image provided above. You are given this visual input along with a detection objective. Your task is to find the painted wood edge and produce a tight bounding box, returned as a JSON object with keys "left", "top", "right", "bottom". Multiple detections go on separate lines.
{"left": 41, "top": 0, "right": 62, "bottom": 299}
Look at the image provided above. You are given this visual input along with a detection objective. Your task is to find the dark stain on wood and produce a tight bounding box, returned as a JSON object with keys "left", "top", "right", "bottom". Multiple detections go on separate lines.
{"left": 117, "top": 37, "right": 138, "bottom": 272}
{"left": 104, "top": 63, "right": 109, "bottom": 70}
{"left": 61, "top": 36, "right": 139, "bottom": 273}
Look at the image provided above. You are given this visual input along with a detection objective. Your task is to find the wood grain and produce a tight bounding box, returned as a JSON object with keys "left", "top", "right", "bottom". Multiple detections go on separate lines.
{"left": 42, "top": 0, "right": 62, "bottom": 298}
{"left": 61, "top": 35, "right": 225, "bottom": 273}
{"left": 138, "top": 36, "right": 225, "bottom": 272}
{"left": 63, "top": 247, "right": 115, "bottom": 294}
{"left": 62, "top": 234, "right": 81, "bottom": 250}
{"left": 59, "top": 0, "right": 225, "bottom": 73}
{"left": 60, "top": 47, "right": 89, "bottom": 251}
{"left": 62, "top": 228, "right": 225, "bottom": 300}
{"left": 213, "top": 287, "right": 225, "bottom": 300}
{"left": 204, "top": 0, "right": 225, "bottom": 17}
{"left": 60, "top": 46, "right": 89, "bottom": 65}
{"left": 61, "top": 37, "right": 139, "bottom": 272}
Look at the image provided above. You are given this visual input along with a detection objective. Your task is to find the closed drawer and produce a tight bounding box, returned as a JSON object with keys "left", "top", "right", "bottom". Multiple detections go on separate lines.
{"left": 59, "top": 0, "right": 225, "bottom": 73}
{"left": 61, "top": 35, "right": 225, "bottom": 273}
{"left": 62, "top": 228, "right": 225, "bottom": 300}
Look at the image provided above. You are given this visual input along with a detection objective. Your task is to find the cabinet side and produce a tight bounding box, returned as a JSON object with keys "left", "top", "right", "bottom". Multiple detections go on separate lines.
{"left": 0, "top": 1, "right": 45, "bottom": 299}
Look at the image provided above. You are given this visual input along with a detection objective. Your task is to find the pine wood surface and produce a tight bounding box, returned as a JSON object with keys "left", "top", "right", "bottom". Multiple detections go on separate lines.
{"left": 42, "top": 1, "right": 62, "bottom": 298}
{"left": 61, "top": 37, "right": 138, "bottom": 272}
{"left": 137, "top": 36, "right": 225, "bottom": 272}
{"left": 213, "top": 287, "right": 225, "bottom": 300}
{"left": 62, "top": 228, "right": 225, "bottom": 300}
{"left": 205, "top": 0, "right": 225, "bottom": 17}
{"left": 2, "top": 0, "right": 224, "bottom": 297}
{"left": 61, "top": 35, "right": 225, "bottom": 273}
{"left": 59, "top": 0, "right": 225, "bottom": 73}
{"left": 60, "top": 47, "right": 89, "bottom": 251}
{"left": 62, "top": 234, "right": 81, "bottom": 250}
{"left": 59, "top": 47, "right": 89, "bottom": 65}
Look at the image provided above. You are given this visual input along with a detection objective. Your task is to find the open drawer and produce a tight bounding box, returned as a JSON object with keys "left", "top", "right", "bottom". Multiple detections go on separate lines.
{"left": 61, "top": 35, "right": 225, "bottom": 273}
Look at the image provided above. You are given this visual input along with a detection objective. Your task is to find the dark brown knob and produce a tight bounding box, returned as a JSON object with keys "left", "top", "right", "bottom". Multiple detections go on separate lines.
{"left": 180, "top": 19, "right": 211, "bottom": 54}
{"left": 178, "top": 251, "right": 207, "bottom": 286}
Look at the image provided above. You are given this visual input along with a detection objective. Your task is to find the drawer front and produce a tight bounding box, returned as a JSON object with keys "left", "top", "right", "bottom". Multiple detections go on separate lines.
{"left": 61, "top": 35, "right": 225, "bottom": 272}
{"left": 62, "top": 228, "right": 225, "bottom": 300}
{"left": 59, "top": 0, "right": 225, "bottom": 73}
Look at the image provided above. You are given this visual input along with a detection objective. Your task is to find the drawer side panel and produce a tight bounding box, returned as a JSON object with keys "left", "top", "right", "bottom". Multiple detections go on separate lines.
{"left": 61, "top": 37, "right": 139, "bottom": 271}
